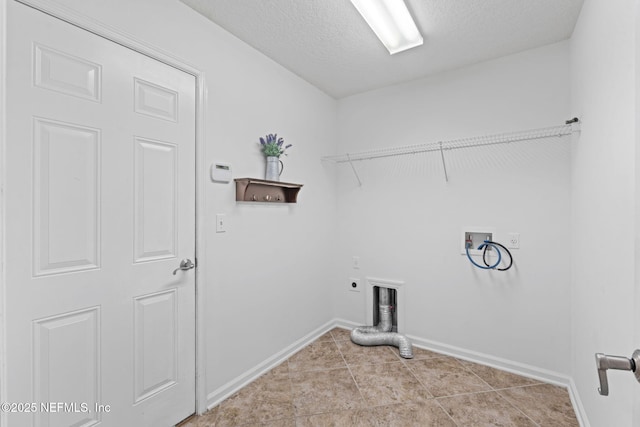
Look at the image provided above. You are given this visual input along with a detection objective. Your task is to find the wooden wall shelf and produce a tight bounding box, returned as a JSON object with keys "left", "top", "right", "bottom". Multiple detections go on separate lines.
{"left": 234, "top": 178, "right": 303, "bottom": 203}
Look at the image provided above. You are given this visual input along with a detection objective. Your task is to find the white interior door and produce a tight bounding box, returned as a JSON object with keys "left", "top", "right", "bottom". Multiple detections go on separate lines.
{"left": 635, "top": 4, "right": 640, "bottom": 424}
{"left": 5, "top": 2, "right": 196, "bottom": 426}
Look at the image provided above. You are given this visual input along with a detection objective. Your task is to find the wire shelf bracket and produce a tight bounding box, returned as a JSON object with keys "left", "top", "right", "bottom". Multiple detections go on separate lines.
{"left": 438, "top": 141, "right": 449, "bottom": 183}
{"left": 346, "top": 153, "right": 362, "bottom": 186}
{"left": 321, "top": 120, "right": 579, "bottom": 184}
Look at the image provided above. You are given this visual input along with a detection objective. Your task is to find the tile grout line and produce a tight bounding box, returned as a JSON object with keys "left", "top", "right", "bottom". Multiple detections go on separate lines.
{"left": 283, "top": 357, "right": 298, "bottom": 425}
{"left": 331, "top": 329, "right": 370, "bottom": 409}
{"left": 226, "top": 363, "right": 296, "bottom": 425}
{"left": 432, "top": 398, "right": 462, "bottom": 427}
{"left": 289, "top": 330, "right": 372, "bottom": 421}
{"left": 493, "top": 390, "right": 542, "bottom": 427}
{"left": 454, "top": 359, "right": 549, "bottom": 425}
{"left": 447, "top": 359, "right": 543, "bottom": 426}
{"left": 399, "top": 355, "right": 461, "bottom": 426}
{"left": 454, "top": 357, "right": 497, "bottom": 392}
{"left": 403, "top": 353, "right": 547, "bottom": 425}
{"left": 399, "top": 354, "right": 441, "bottom": 397}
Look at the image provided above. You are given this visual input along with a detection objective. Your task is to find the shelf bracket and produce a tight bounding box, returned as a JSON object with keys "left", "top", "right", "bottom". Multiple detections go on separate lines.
{"left": 347, "top": 154, "right": 363, "bottom": 186}
{"left": 234, "top": 178, "right": 303, "bottom": 203}
{"left": 439, "top": 142, "right": 449, "bottom": 183}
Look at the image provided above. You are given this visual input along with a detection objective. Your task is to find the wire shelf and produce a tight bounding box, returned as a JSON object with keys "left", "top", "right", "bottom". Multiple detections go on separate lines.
{"left": 321, "top": 123, "right": 574, "bottom": 164}
{"left": 320, "top": 122, "right": 578, "bottom": 184}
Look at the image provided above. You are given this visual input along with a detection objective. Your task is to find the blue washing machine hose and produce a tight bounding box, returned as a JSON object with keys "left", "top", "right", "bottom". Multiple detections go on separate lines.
{"left": 466, "top": 240, "right": 502, "bottom": 269}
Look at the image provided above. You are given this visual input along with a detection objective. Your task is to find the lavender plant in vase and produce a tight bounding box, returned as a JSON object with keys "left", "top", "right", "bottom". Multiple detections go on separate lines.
{"left": 259, "top": 133, "right": 292, "bottom": 181}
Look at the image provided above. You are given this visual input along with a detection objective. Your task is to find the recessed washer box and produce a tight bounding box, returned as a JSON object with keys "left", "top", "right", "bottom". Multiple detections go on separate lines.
{"left": 366, "top": 277, "right": 405, "bottom": 333}
{"left": 461, "top": 227, "right": 495, "bottom": 256}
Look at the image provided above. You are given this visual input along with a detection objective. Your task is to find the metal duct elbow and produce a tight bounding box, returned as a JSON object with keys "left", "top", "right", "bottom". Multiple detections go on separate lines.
{"left": 350, "top": 287, "right": 414, "bottom": 359}
{"left": 392, "top": 332, "right": 414, "bottom": 359}
{"left": 350, "top": 328, "right": 414, "bottom": 359}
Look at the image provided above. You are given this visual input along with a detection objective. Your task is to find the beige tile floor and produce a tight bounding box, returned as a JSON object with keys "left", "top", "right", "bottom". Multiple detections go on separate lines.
{"left": 180, "top": 327, "right": 580, "bottom": 427}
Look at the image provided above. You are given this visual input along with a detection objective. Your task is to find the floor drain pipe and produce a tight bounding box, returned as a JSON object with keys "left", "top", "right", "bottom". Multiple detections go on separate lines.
{"left": 350, "top": 287, "right": 414, "bottom": 359}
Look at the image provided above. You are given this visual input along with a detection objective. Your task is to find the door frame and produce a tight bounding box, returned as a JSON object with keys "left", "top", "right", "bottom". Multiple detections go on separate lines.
{"left": 0, "top": 0, "right": 209, "bottom": 421}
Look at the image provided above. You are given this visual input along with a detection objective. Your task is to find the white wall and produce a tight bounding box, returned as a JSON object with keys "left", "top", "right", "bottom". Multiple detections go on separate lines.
{"left": 19, "top": 2, "right": 640, "bottom": 424}
{"left": 570, "top": 0, "right": 637, "bottom": 425}
{"left": 334, "top": 42, "right": 573, "bottom": 375}
{"left": 42, "top": 0, "right": 339, "bottom": 404}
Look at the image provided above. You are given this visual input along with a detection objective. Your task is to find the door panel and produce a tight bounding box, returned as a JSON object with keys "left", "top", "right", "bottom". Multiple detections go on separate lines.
{"left": 133, "top": 289, "right": 178, "bottom": 403}
{"left": 134, "top": 78, "right": 179, "bottom": 122}
{"left": 133, "top": 137, "right": 178, "bottom": 263}
{"left": 6, "top": 2, "right": 196, "bottom": 426}
{"left": 33, "top": 307, "right": 101, "bottom": 427}
{"left": 33, "top": 117, "right": 101, "bottom": 276}
{"left": 33, "top": 43, "right": 102, "bottom": 102}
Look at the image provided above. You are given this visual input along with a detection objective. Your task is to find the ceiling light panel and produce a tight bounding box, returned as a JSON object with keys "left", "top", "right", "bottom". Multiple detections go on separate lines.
{"left": 350, "top": 0, "right": 423, "bottom": 55}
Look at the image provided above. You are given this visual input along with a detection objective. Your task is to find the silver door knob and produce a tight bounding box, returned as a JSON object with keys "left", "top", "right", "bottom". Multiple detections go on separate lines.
{"left": 172, "top": 258, "right": 195, "bottom": 275}
{"left": 595, "top": 350, "right": 640, "bottom": 396}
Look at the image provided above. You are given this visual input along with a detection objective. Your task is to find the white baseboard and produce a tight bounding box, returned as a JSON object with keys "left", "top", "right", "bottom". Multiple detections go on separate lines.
{"left": 405, "top": 334, "right": 572, "bottom": 387}
{"left": 333, "top": 318, "right": 360, "bottom": 330}
{"left": 205, "top": 319, "right": 337, "bottom": 411}
{"left": 337, "top": 318, "right": 568, "bottom": 383}
{"left": 205, "top": 318, "right": 590, "bottom": 426}
{"left": 334, "top": 319, "right": 591, "bottom": 425}
{"left": 567, "top": 377, "right": 591, "bottom": 427}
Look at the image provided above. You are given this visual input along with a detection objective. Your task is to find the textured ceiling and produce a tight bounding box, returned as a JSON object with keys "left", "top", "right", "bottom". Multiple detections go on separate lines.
{"left": 181, "top": 0, "right": 584, "bottom": 99}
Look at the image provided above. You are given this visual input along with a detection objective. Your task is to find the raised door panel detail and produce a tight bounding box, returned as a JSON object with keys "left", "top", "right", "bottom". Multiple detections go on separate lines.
{"left": 33, "top": 307, "right": 101, "bottom": 427}
{"left": 133, "top": 289, "right": 178, "bottom": 403}
{"left": 34, "top": 44, "right": 102, "bottom": 102}
{"left": 134, "top": 78, "right": 178, "bottom": 122}
{"left": 133, "top": 137, "right": 177, "bottom": 263}
{"left": 33, "top": 118, "right": 101, "bottom": 276}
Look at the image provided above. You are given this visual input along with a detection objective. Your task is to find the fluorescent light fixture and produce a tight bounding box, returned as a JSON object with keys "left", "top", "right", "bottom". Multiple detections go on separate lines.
{"left": 350, "top": 0, "right": 423, "bottom": 55}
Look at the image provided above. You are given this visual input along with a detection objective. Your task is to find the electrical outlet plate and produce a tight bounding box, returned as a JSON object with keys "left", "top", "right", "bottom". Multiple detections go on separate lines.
{"left": 508, "top": 232, "right": 520, "bottom": 249}
{"left": 349, "top": 278, "right": 361, "bottom": 292}
{"left": 461, "top": 227, "right": 495, "bottom": 255}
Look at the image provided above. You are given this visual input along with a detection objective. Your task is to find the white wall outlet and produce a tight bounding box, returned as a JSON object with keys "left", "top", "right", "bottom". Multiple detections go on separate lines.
{"left": 216, "top": 214, "right": 226, "bottom": 233}
{"left": 508, "top": 232, "right": 520, "bottom": 249}
{"left": 352, "top": 256, "right": 360, "bottom": 269}
{"left": 349, "top": 278, "right": 361, "bottom": 292}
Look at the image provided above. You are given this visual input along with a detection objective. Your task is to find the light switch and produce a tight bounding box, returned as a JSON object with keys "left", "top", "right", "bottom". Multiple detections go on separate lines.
{"left": 216, "top": 214, "right": 226, "bottom": 233}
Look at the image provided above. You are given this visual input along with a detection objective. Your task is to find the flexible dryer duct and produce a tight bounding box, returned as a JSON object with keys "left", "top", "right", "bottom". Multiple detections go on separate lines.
{"left": 350, "top": 287, "right": 414, "bottom": 359}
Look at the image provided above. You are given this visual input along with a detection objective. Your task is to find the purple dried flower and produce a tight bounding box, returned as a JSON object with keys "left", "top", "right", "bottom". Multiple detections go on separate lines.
{"left": 258, "top": 133, "right": 292, "bottom": 157}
